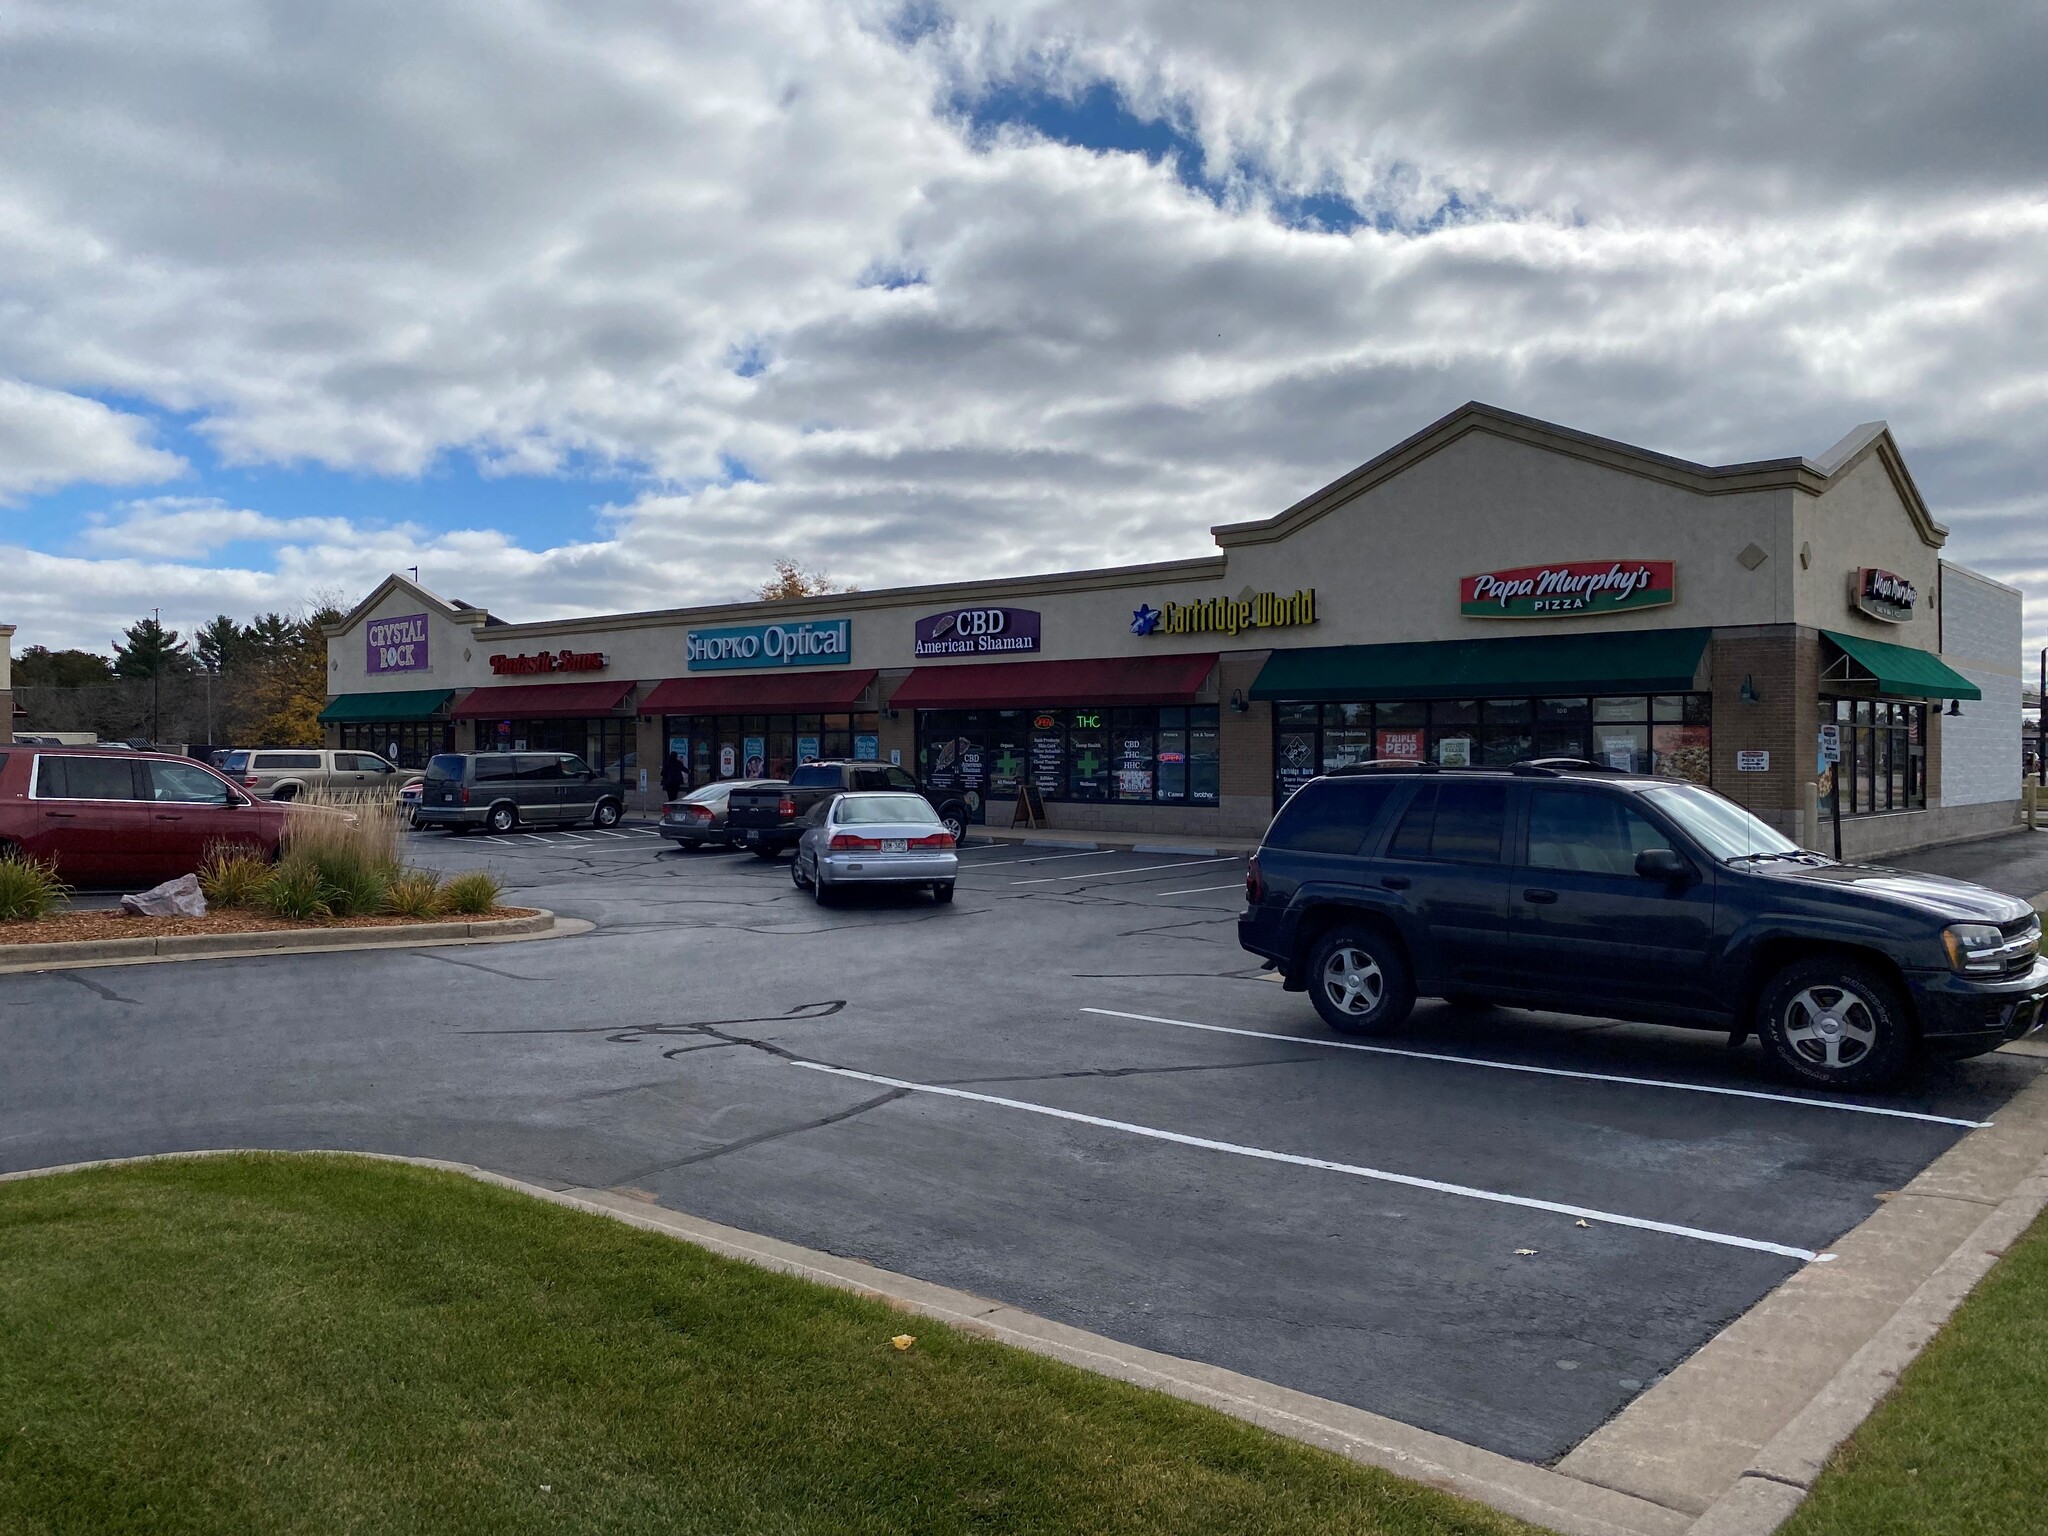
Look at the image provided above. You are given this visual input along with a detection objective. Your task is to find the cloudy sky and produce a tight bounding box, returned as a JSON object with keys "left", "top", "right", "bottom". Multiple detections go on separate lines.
{"left": 3, "top": 0, "right": 2044, "bottom": 659}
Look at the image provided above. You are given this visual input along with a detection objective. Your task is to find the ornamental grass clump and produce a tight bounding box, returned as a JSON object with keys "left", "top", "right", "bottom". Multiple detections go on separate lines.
{"left": 196, "top": 843, "right": 273, "bottom": 909}
{"left": 262, "top": 856, "right": 332, "bottom": 921}
{"left": 382, "top": 870, "right": 443, "bottom": 919}
{"left": 437, "top": 870, "right": 502, "bottom": 916}
{"left": 0, "top": 852, "right": 68, "bottom": 923}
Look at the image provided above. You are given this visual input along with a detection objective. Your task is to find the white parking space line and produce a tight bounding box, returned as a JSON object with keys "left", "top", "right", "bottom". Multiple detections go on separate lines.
{"left": 1079, "top": 1009, "right": 1992, "bottom": 1128}
{"left": 791, "top": 1061, "right": 1830, "bottom": 1262}
{"left": 1010, "top": 855, "right": 1240, "bottom": 885}
{"left": 482, "top": 836, "right": 519, "bottom": 845}
{"left": 1151, "top": 883, "right": 1245, "bottom": 897}
{"left": 964, "top": 848, "right": 1120, "bottom": 866}
{"left": 595, "top": 830, "right": 631, "bottom": 839}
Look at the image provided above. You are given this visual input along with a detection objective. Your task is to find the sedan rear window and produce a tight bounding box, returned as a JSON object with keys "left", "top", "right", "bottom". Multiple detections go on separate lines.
{"left": 834, "top": 794, "right": 940, "bottom": 825}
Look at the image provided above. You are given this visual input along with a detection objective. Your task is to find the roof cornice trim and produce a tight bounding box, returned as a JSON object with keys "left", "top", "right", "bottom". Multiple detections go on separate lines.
{"left": 1209, "top": 401, "right": 1931, "bottom": 548}
{"left": 325, "top": 574, "right": 492, "bottom": 638}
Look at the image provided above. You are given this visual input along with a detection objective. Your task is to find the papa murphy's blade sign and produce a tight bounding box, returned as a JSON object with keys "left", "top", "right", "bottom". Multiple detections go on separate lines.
{"left": 1460, "top": 561, "right": 1674, "bottom": 619}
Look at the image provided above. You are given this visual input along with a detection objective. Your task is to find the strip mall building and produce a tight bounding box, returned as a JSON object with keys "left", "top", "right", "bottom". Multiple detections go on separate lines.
{"left": 322, "top": 403, "right": 2025, "bottom": 859}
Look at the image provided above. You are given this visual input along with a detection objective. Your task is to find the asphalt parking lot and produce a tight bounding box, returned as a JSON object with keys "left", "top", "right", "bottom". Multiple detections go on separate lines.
{"left": 6, "top": 821, "right": 2045, "bottom": 1464}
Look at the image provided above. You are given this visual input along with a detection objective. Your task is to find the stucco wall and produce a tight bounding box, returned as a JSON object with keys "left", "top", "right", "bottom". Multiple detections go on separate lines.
{"left": 1939, "top": 561, "right": 2023, "bottom": 809}
{"left": 1793, "top": 448, "right": 1944, "bottom": 644}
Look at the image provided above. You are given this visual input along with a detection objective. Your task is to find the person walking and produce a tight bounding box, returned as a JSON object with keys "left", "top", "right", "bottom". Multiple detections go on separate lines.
{"left": 660, "top": 750, "right": 686, "bottom": 802}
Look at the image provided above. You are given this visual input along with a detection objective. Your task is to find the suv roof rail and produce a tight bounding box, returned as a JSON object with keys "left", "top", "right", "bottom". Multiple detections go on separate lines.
{"left": 1509, "top": 757, "right": 1627, "bottom": 778}
{"left": 1326, "top": 759, "right": 1440, "bottom": 776}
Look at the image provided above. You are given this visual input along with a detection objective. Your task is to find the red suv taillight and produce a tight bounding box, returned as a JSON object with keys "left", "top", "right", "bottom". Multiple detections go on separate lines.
{"left": 778, "top": 795, "right": 798, "bottom": 818}
{"left": 458, "top": 786, "right": 471, "bottom": 804}
{"left": 1245, "top": 855, "right": 1264, "bottom": 905}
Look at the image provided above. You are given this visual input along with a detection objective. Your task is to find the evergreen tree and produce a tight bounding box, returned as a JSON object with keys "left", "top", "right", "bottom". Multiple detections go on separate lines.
{"left": 112, "top": 617, "right": 192, "bottom": 680}
{"left": 194, "top": 614, "right": 245, "bottom": 676}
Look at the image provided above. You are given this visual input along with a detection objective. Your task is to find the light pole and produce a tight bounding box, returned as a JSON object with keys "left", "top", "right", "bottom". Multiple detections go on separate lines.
{"left": 150, "top": 606, "right": 161, "bottom": 746}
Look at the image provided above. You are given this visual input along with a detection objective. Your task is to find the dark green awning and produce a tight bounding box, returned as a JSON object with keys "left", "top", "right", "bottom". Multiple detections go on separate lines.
{"left": 317, "top": 689, "right": 455, "bottom": 724}
{"left": 1249, "top": 628, "right": 1712, "bottom": 702}
{"left": 1821, "top": 630, "right": 1980, "bottom": 701}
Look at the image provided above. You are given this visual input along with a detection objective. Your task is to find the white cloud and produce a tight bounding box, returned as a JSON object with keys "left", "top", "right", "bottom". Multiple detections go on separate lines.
{"left": 0, "top": 0, "right": 2043, "bottom": 656}
{"left": 0, "top": 379, "right": 185, "bottom": 501}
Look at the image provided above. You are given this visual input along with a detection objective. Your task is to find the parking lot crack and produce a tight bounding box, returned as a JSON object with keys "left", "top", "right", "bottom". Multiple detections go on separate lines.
{"left": 56, "top": 972, "right": 139, "bottom": 1005}
{"left": 619, "top": 1088, "right": 909, "bottom": 1177}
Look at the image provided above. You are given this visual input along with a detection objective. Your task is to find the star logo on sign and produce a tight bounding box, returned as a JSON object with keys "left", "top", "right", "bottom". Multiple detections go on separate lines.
{"left": 1130, "top": 604, "right": 1160, "bottom": 636}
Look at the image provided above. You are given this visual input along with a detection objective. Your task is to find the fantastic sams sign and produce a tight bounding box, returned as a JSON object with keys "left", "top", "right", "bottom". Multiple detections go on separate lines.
{"left": 687, "top": 618, "right": 852, "bottom": 671}
{"left": 1461, "top": 561, "right": 1675, "bottom": 619}
{"left": 913, "top": 607, "right": 1041, "bottom": 658}
{"left": 366, "top": 613, "right": 430, "bottom": 674}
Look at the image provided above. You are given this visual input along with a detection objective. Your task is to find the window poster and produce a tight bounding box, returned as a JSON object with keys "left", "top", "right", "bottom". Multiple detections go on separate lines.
{"left": 853, "top": 734, "right": 879, "bottom": 760}
{"left": 1029, "top": 725, "right": 1064, "bottom": 795}
{"left": 720, "top": 744, "right": 736, "bottom": 776}
{"left": 1437, "top": 737, "right": 1472, "bottom": 767}
{"left": 743, "top": 736, "right": 766, "bottom": 776}
{"left": 796, "top": 735, "right": 821, "bottom": 765}
{"left": 1375, "top": 728, "right": 1423, "bottom": 761}
{"left": 1115, "top": 734, "right": 1154, "bottom": 799}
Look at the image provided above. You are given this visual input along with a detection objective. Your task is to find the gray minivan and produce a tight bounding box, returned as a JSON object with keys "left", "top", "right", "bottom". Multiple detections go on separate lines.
{"left": 416, "top": 752, "right": 624, "bottom": 834}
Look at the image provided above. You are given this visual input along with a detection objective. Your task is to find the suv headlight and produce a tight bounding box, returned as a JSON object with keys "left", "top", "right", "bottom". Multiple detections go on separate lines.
{"left": 1943, "top": 922, "right": 2018, "bottom": 975}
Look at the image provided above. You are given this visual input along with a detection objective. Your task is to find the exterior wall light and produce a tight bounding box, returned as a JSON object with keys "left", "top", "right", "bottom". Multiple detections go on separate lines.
{"left": 1229, "top": 689, "right": 1250, "bottom": 713}
{"left": 1739, "top": 674, "right": 1762, "bottom": 705}
{"left": 1947, "top": 698, "right": 1963, "bottom": 716}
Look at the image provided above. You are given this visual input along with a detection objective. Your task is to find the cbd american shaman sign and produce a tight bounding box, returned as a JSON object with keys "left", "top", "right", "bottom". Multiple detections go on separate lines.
{"left": 1461, "top": 561, "right": 1674, "bottom": 619}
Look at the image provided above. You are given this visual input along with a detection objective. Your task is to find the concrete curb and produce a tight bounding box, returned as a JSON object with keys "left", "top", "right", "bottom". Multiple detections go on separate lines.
{"left": 0, "top": 910, "right": 579, "bottom": 973}
{"left": 1687, "top": 1156, "right": 2048, "bottom": 1535}
{"left": 0, "top": 1148, "right": 1683, "bottom": 1536}
{"left": 1559, "top": 1069, "right": 2048, "bottom": 1530}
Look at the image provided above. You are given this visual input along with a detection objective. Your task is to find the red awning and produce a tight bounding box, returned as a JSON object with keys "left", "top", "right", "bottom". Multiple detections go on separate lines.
{"left": 451, "top": 679, "right": 635, "bottom": 719}
{"left": 639, "top": 669, "right": 878, "bottom": 714}
{"left": 887, "top": 654, "right": 1218, "bottom": 710}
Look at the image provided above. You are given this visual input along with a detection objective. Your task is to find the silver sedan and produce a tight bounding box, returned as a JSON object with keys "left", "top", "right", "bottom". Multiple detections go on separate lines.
{"left": 791, "top": 791, "right": 959, "bottom": 905}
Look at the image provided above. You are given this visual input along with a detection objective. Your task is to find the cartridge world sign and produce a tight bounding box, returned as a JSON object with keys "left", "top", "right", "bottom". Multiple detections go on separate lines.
{"left": 1130, "top": 588, "right": 1317, "bottom": 638}
{"left": 1460, "top": 561, "right": 1675, "bottom": 619}
{"left": 686, "top": 618, "right": 852, "bottom": 671}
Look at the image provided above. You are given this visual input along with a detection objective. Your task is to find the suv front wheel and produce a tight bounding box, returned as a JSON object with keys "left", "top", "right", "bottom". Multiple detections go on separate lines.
{"left": 1305, "top": 923, "right": 1415, "bottom": 1036}
{"left": 1757, "top": 956, "right": 1914, "bottom": 1090}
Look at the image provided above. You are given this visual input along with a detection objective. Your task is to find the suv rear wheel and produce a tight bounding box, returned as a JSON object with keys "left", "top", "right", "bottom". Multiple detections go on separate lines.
{"left": 1757, "top": 956, "right": 1914, "bottom": 1090}
{"left": 1305, "top": 923, "right": 1415, "bottom": 1036}
{"left": 939, "top": 806, "right": 968, "bottom": 845}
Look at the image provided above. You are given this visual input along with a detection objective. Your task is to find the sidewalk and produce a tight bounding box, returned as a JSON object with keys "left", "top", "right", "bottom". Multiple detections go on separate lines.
{"left": 967, "top": 825, "right": 1259, "bottom": 857}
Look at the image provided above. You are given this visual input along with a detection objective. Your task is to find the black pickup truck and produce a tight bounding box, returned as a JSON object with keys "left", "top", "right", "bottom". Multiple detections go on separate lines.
{"left": 726, "top": 761, "right": 972, "bottom": 857}
{"left": 1239, "top": 760, "right": 2048, "bottom": 1090}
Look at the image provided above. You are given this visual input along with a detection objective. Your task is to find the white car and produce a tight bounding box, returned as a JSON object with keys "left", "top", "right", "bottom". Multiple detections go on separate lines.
{"left": 790, "top": 791, "right": 959, "bottom": 905}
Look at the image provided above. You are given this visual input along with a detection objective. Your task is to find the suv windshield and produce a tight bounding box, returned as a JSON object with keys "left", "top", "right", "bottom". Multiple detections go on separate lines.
{"left": 1640, "top": 783, "right": 1801, "bottom": 861}
{"left": 425, "top": 754, "right": 466, "bottom": 782}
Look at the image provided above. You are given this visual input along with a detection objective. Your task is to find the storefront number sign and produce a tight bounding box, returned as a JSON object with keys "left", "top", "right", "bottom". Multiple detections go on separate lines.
{"left": 687, "top": 618, "right": 851, "bottom": 671}
{"left": 1851, "top": 568, "right": 1917, "bottom": 623}
{"left": 913, "top": 607, "right": 1040, "bottom": 657}
{"left": 1460, "top": 561, "right": 1674, "bottom": 619}
{"left": 366, "top": 613, "right": 430, "bottom": 675}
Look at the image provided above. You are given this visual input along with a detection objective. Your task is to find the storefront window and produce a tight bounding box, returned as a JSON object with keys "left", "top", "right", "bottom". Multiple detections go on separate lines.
{"left": 337, "top": 721, "right": 448, "bottom": 769}
{"left": 663, "top": 712, "right": 880, "bottom": 787}
{"left": 1271, "top": 694, "right": 1714, "bottom": 803}
{"left": 472, "top": 717, "right": 636, "bottom": 785}
{"left": 1823, "top": 696, "right": 1926, "bottom": 816}
{"left": 916, "top": 705, "right": 1220, "bottom": 818}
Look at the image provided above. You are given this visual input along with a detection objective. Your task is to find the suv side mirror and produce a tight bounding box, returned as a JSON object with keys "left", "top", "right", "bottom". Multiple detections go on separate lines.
{"left": 1636, "top": 847, "right": 1691, "bottom": 883}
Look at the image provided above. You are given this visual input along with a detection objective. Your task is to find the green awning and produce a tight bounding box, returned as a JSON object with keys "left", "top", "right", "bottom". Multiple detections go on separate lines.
{"left": 1821, "top": 630, "right": 1981, "bottom": 701}
{"left": 1249, "top": 628, "right": 1712, "bottom": 702}
{"left": 317, "top": 689, "right": 455, "bottom": 724}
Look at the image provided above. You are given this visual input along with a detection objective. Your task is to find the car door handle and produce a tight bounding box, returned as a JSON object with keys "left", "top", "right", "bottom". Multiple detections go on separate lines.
{"left": 45, "top": 811, "right": 78, "bottom": 819}
{"left": 1380, "top": 876, "right": 1410, "bottom": 890}
{"left": 1523, "top": 888, "right": 1559, "bottom": 904}
{"left": 155, "top": 813, "right": 184, "bottom": 822}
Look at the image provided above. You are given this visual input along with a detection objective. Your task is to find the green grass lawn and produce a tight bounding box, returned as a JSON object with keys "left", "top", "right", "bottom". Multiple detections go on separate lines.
{"left": 1780, "top": 1203, "right": 2048, "bottom": 1536}
{"left": 0, "top": 1154, "right": 1537, "bottom": 1535}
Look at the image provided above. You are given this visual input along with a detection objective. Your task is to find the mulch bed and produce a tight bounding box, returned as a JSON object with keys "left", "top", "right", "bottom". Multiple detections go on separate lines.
{"left": 0, "top": 908, "right": 540, "bottom": 947}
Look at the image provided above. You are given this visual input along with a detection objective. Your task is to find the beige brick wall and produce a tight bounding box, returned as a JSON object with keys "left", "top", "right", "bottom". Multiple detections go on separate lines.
{"left": 1707, "top": 626, "right": 1812, "bottom": 831}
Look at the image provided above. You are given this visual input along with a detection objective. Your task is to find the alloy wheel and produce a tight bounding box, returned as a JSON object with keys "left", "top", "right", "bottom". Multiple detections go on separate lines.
{"left": 1782, "top": 984, "right": 1879, "bottom": 1071}
{"left": 1319, "top": 944, "right": 1385, "bottom": 1018}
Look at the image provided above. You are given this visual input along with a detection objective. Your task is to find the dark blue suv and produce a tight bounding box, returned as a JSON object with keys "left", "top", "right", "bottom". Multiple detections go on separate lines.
{"left": 1238, "top": 762, "right": 2048, "bottom": 1090}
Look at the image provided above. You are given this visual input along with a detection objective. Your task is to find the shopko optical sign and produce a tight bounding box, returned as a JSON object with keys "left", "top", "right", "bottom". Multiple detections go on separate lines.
{"left": 1460, "top": 561, "right": 1675, "bottom": 619}
{"left": 686, "top": 618, "right": 852, "bottom": 671}
{"left": 366, "top": 613, "right": 430, "bottom": 674}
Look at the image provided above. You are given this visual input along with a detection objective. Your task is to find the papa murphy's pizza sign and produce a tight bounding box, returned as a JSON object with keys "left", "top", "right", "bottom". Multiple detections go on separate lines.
{"left": 1461, "top": 561, "right": 1674, "bottom": 619}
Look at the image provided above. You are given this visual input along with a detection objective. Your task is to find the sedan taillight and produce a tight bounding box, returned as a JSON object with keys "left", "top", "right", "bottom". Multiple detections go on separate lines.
{"left": 909, "top": 832, "right": 955, "bottom": 849}
{"left": 684, "top": 805, "right": 712, "bottom": 820}
{"left": 829, "top": 833, "right": 884, "bottom": 851}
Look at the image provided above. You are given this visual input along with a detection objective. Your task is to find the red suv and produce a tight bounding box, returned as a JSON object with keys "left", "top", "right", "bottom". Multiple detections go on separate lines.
{"left": 0, "top": 746, "right": 290, "bottom": 886}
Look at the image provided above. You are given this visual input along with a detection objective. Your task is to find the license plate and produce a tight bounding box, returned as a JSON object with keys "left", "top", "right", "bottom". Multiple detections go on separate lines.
{"left": 746, "top": 830, "right": 760, "bottom": 844}
{"left": 882, "top": 839, "right": 908, "bottom": 853}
